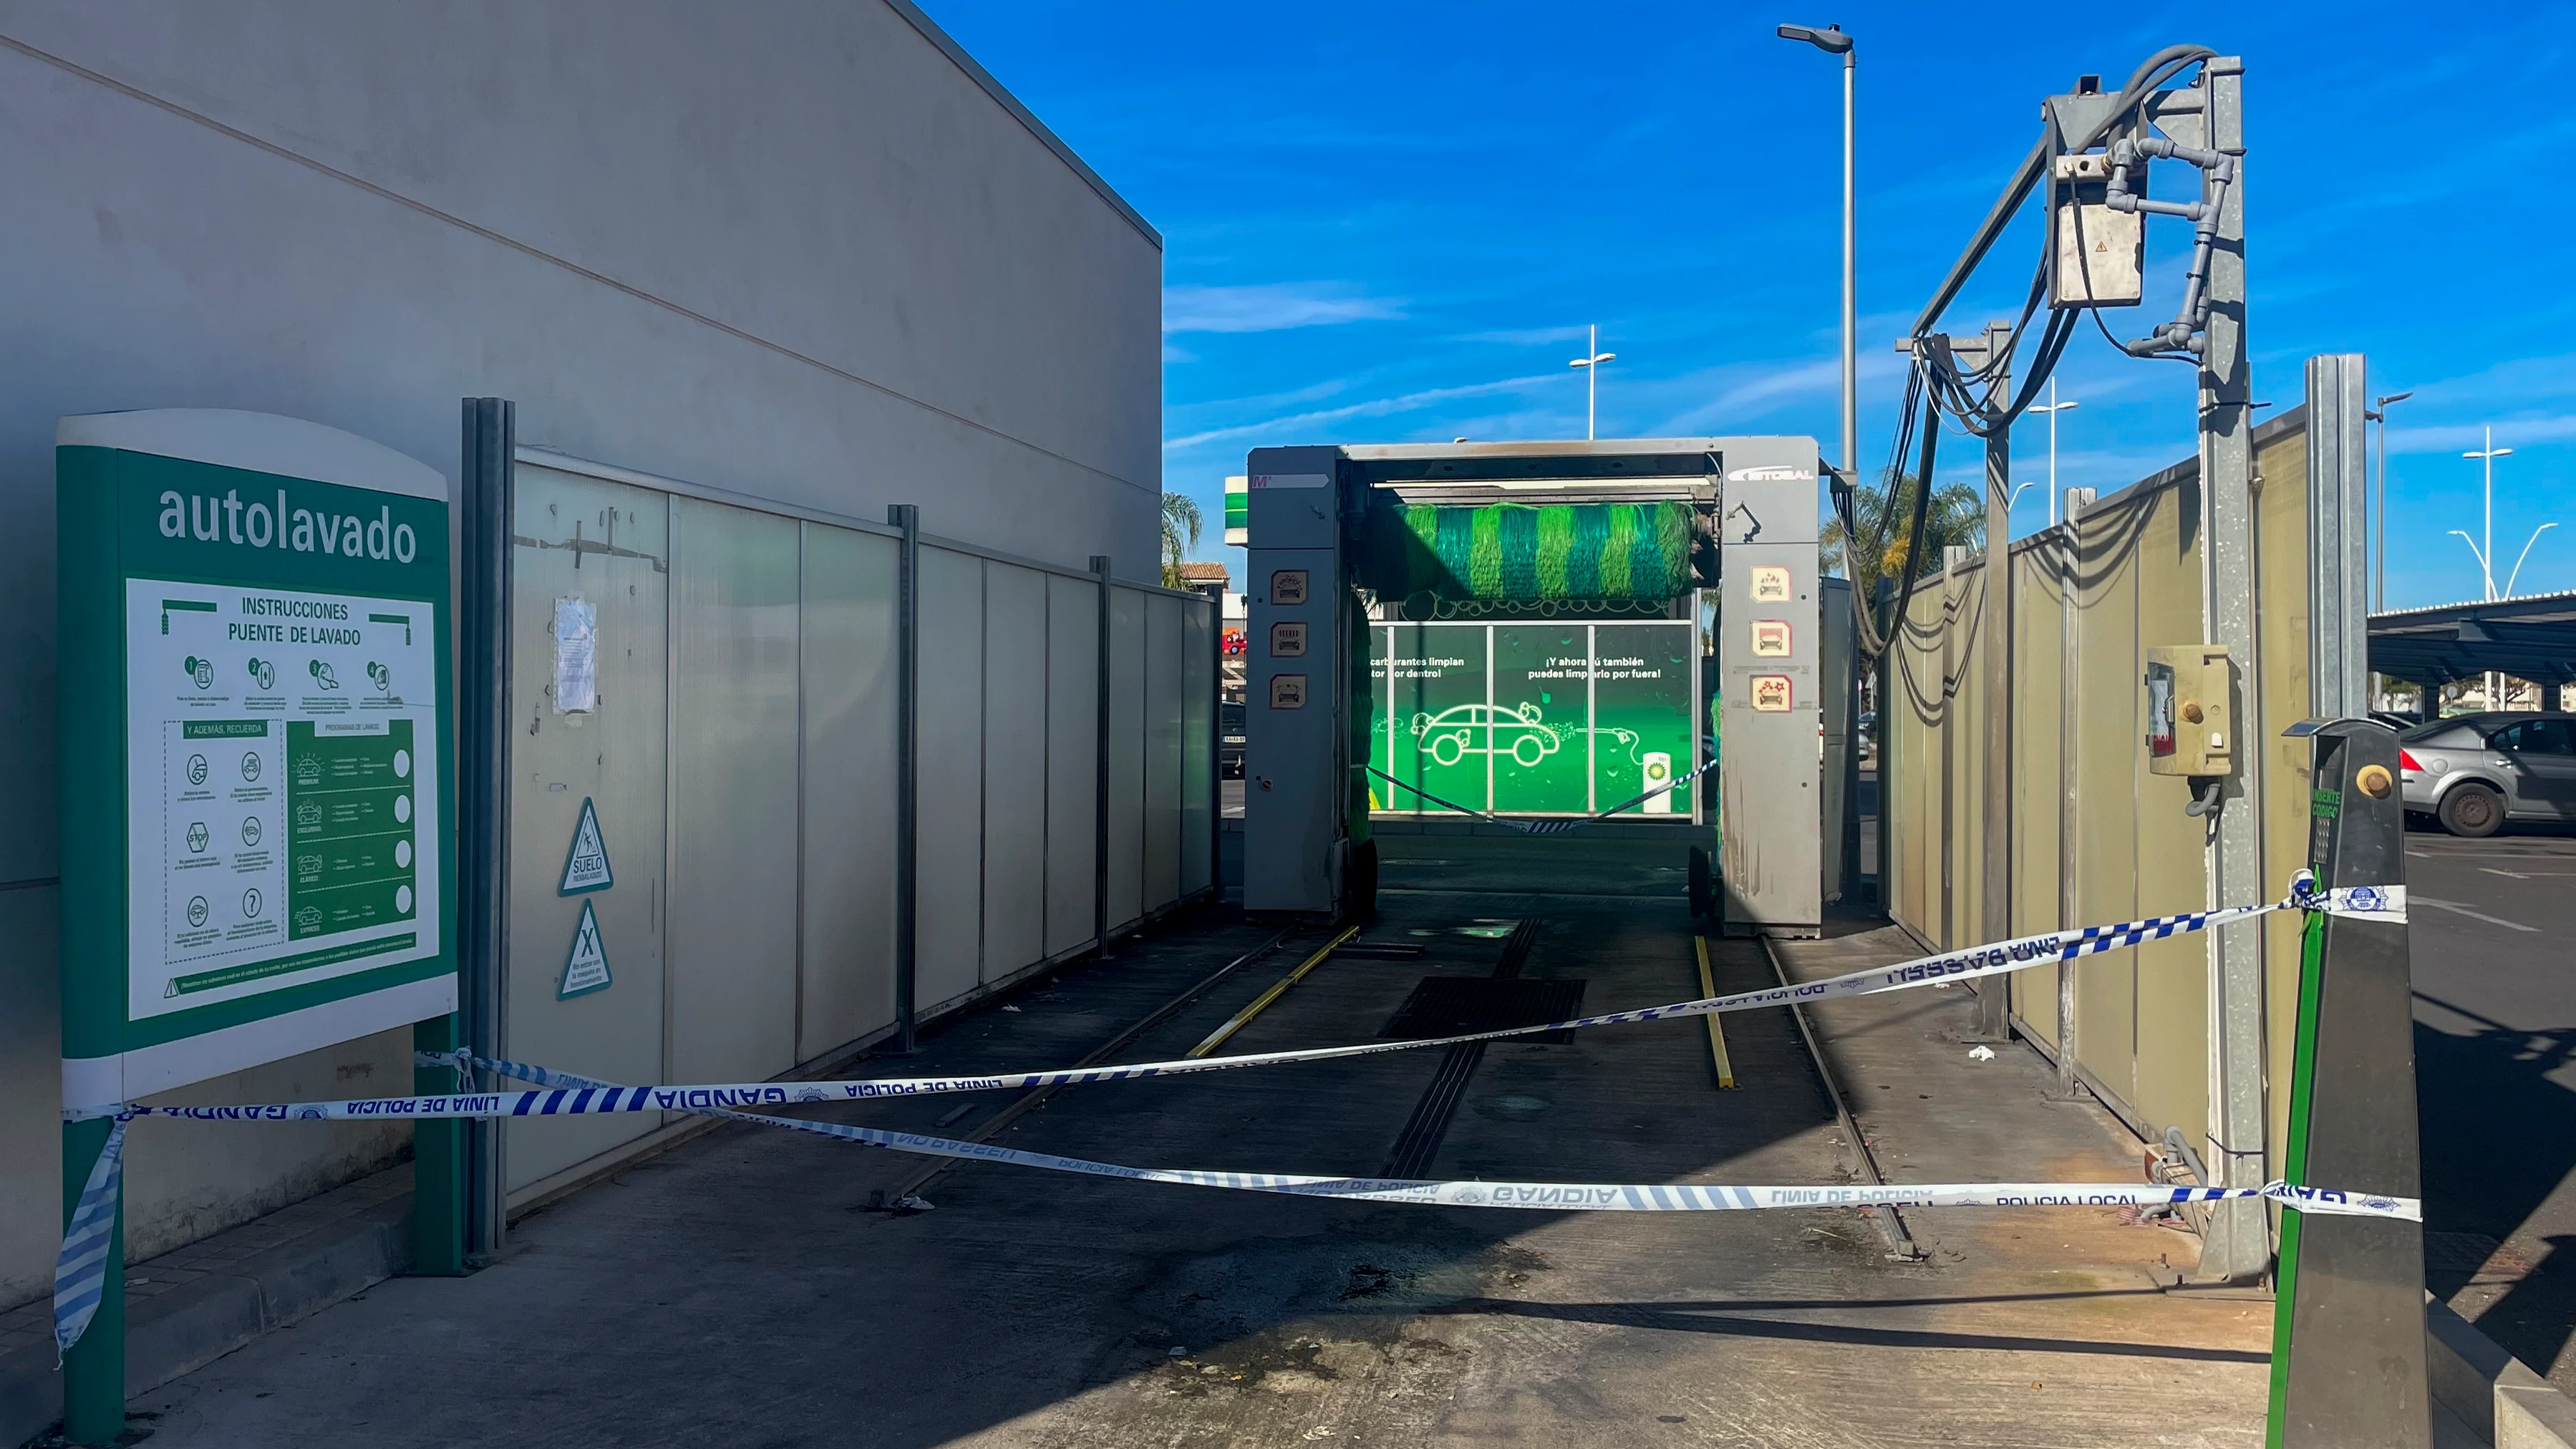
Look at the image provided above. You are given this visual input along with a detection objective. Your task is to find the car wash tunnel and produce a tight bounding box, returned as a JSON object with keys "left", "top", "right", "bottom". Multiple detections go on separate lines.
{"left": 53, "top": 429, "right": 2433, "bottom": 1449}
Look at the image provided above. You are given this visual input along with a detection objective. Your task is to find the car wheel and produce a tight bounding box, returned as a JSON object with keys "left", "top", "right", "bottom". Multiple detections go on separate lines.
{"left": 1511, "top": 734, "right": 1546, "bottom": 767}
{"left": 2437, "top": 782, "right": 2505, "bottom": 838}
{"left": 1431, "top": 732, "right": 1465, "bottom": 767}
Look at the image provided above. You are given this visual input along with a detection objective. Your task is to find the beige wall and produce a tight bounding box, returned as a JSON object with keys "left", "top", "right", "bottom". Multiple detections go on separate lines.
{"left": 1886, "top": 417, "right": 2313, "bottom": 1179}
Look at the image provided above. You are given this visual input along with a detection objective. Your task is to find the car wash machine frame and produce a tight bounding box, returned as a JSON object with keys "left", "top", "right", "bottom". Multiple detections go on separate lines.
{"left": 1241, "top": 437, "right": 1852, "bottom": 935}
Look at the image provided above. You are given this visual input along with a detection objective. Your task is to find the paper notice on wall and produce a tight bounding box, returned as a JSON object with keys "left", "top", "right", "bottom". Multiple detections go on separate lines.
{"left": 553, "top": 597, "right": 596, "bottom": 712}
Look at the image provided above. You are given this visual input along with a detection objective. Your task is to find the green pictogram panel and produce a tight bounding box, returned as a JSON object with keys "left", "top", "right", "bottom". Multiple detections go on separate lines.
{"left": 1372, "top": 620, "right": 1697, "bottom": 818}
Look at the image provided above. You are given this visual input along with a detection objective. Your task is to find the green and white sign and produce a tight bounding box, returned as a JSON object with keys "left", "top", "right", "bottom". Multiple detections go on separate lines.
{"left": 59, "top": 410, "right": 455, "bottom": 1108}
{"left": 1368, "top": 619, "right": 1699, "bottom": 818}
{"left": 558, "top": 797, "right": 614, "bottom": 894}
{"left": 558, "top": 900, "right": 612, "bottom": 998}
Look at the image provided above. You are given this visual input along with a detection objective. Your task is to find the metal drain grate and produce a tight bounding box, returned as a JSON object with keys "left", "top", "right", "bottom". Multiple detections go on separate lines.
{"left": 1380, "top": 977, "right": 1587, "bottom": 1044}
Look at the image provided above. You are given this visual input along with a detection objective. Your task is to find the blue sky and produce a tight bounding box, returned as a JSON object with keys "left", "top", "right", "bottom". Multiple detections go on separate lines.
{"left": 931, "top": 1, "right": 2576, "bottom": 609}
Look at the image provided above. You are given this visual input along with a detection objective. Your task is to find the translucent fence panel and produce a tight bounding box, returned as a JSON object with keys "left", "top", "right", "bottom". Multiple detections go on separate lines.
{"left": 495, "top": 455, "right": 1216, "bottom": 1206}
{"left": 1882, "top": 420, "right": 2313, "bottom": 1155}
{"left": 915, "top": 546, "right": 987, "bottom": 1012}
{"left": 1107, "top": 587, "right": 1146, "bottom": 931}
{"left": 668, "top": 498, "right": 802, "bottom": 1087}
{"left": 1143, "top": 592, "right": 1185, "bottom": 914}
{"left": 503, "top": 467, "right": 671, "bottom": 1193}
{"left": 1044, "top": 574, "right": 1100, "bottom": 956}
{"left": 1181, "top": 604, "right": 1214, "bottom": 897}
{"left": 798, "top": 523, "right": 899, "bottom": 1060}
{"left": 981, "top": 561, "right": 1049, "bottom": 983}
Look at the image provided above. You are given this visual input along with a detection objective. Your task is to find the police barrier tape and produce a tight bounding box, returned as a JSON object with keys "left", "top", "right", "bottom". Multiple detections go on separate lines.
{"left": 64, "top": 878, "right": 2406, "bottom": 1127}
{"left": 53, "top": 874, "right": 2411, "bottom": 1357}
{"left": 1365, "top": 758, "right": 1720, "bottom": 835}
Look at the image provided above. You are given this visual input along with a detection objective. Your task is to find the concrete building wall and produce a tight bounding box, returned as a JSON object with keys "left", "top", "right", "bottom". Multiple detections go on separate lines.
{"left": 0, "top": 0, "right": 1159, "bottom": 1307}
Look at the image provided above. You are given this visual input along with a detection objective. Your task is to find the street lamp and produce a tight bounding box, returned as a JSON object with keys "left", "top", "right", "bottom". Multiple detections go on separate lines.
{"left": 1568, "top": 324, "right": 1616, "bottom": 440}
{"left": 2365, "top": 390, "right": 2411, "bottom": 613}
{"left": 1776, "top": 21, "right": 1856, "bottom": 494}
{"left": 2027, "top": 379, "right": 2080, "bottom": 528}
{"left": 2459, "top": 427, "right": 2514, "bottom": 601}
{"left": 2506, "top": 522, "right": 2558, "bottom": 598}
{"left": 2458, "top": 426, "right": 2517, "bottom": 708}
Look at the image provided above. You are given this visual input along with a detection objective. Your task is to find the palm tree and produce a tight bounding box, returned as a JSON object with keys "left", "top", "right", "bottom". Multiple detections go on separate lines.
{"left": 1161, "top": 492, "right": 1204, "bottom": 588}
{"left": 1820, "top": 466, "right": 1984, "bottom": 598}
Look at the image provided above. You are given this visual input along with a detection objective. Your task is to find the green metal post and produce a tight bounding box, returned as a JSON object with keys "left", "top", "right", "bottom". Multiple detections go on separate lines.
{"left": 59, "top": 1117, "right": 125, "bottom": 1445}
{"left": 410, "top": 1014, "right": 467, "bottom": 1275}
{"left": 2266, "top": 719, "right": 2427, "bottom": 1448}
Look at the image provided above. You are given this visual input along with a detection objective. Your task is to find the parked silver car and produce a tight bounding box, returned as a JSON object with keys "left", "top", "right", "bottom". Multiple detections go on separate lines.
{"left": 2398, "top": 712, "right": 2576, "bottom": 836}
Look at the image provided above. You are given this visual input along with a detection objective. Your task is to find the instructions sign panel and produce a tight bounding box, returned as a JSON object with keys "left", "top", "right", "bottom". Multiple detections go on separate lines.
{"left": 125, "top": 580, "right": 440, "bottom": 1019}
{"left": 58, "top": 410, "right": 455, "bottom": 1104}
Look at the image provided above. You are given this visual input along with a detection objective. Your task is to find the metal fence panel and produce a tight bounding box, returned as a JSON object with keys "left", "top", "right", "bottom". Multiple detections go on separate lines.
{"left": 798, "top": 523, "right": 899, "bottom": 1059}
{"left": 668, "top": 498, "right": 801, "bottom": 1086}
{"left": 1107, "top": 586, "right": 1146, "bottom": 930}
{"left": 1044, "top": 574, "right": 1100, "bottom": 956}
{"left": 2129, "top": 485, "right": 2211, "bottom": 1148}
{"left": 980, "top": 561, "right": 1050, "bottom": 980}
{"left": 1180, "top": 604, "right": 1214, "bottom": 896}
{"left": 1143, "top": 592, "right": 1184, "bottom": 913}
{"left": 503, "top": 467, "right": 670, "bottom": 1191}
{"left": 914, "top": 546, "right": 986, "bottom": 1010}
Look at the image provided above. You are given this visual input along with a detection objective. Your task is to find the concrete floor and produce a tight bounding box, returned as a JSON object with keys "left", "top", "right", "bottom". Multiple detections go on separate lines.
{"left": 130, "top": 834, "right": 2267, "bottom": 1447}
{"left": 2406, "top": 819, "right": 2576, "bottom": 1391}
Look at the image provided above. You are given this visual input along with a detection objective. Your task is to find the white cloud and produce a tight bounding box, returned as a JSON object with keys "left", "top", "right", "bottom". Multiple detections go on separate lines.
{"left": 1163, "top": 373, "right": 1564, "bottom": 451}
{"left": 1163, "top": 283, "right": 1403, "bottom": 334}
{"left": 2388, "top": 413, "right": 2576, "bottom": 455}
{"left": 1451, "top": 325, "right": 1592, "bottom": 346}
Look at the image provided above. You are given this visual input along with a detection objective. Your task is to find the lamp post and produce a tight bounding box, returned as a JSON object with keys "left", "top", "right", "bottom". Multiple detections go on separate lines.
{"left": 1568, "top": 325, "right": 1616, "bottom": 441}
{"left": 2027, "top": 379, "right": 2080, "bottom": 527}
{"left": 1776, "top": 21, "right": 1856, "bottom": 490}
{"left": 2366, "top": 390, "right": 2411, "bottom": 613}
{"left": 2457, "top": 427, "right": 2514, "bottom": 603}
{"left": 2457, "top": 427, "right": 2514, "bottom": 706}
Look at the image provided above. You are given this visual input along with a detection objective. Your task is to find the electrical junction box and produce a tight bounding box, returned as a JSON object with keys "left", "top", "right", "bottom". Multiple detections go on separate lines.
{"left": 2144, "top": 644, "right": 2232, "bottom": 776}
{"left": 2049, "top": 150, "right": 2144, "bottom": 309}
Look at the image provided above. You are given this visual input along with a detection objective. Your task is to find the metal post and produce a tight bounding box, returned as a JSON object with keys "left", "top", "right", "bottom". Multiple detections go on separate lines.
{"left": 2308, "top": 357, "right": 2371, "bottom": 719}
{"left": 2267, "top": 720, "right": 2427, "bottom": 1449}
{"left": 1839, "top": 44, "right": 1857, "bottom": 495}
{"left": 889, "top": 505, "right": 920, "bottom": 1052}
{"left": 1091, "top": 555, "right": 1113, "bottom": 954}
{"left": 457, "top": 397, "right": 513, "bottom": 1263}
{"left": 2197, "top": 57, "right": 2271, "bottom": 1284}
{"left": 1206, "top": 585, "right": 1223, "bottom": 901}
{"left": 1872, "top": 576, "right": 1894, "bottom": 909}
{"left": 1977, "top": 319, "right": 2013, "bottom": 1040}
{"left": 2056, "top": 500, "right": 2083, "bottom": 1099}
{"left": 57, "top": 1120, "right": 122, "bottom": 1444}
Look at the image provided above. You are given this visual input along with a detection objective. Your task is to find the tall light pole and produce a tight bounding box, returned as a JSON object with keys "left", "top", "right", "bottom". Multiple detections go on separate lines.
{"left": 1777, "top": 21, "right": 1856, "bottom": 492}
{"left": 2458, "top": 427, "right": 2514, "bottom": 707}
{"left": 2458, "top": 427, "right": 2514, "bottom": 601}
{"left": 2027, "top": 379, "right": 2080, "bottom": 527}
{"left": 2366, "top": 390, "right": 2411, "bottom": 613}
{"left": 1568, "top": 325, "right": 1616, "bottom": 441}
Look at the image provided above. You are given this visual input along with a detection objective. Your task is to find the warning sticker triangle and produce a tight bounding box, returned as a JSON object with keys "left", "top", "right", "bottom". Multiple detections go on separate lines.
{"left": 559, "top": 798, "right": 614, "bottom": 896}
{"left": 559, "top": 901, "right": 612, "bottom": 999}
